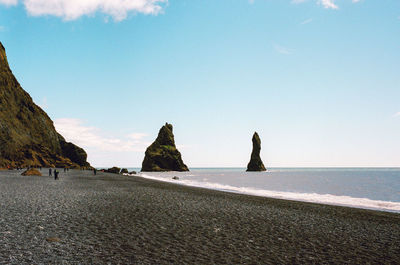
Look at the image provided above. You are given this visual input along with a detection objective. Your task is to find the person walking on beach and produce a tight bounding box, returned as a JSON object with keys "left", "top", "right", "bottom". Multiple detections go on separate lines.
{"left": 54, "top": 169, "right": 59, "bottom": 180}
{"left": 93, "top": 168, "right": 97, "bottom": 176}
{"left": 49, "top": 168, "right": 52, "bottom": 176}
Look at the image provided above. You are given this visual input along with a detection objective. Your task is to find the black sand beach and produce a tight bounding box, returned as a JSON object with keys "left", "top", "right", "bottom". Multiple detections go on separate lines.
{"left": 0, "top": 169, "right": 399, "bottom": 264}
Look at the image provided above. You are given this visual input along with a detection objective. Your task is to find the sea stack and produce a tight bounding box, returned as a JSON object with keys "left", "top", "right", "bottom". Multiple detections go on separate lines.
{"left": 246, "top": 132, "right": 266, "bottom": 172}
{"left": 0, "top": 42, "right": 90, "bottom": 168}
{"left": 141, "top": 123, "right": 189, "bottom": 172}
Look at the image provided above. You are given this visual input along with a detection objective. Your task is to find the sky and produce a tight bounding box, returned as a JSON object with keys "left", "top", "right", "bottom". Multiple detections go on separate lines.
{"left": 0, "top": 0, "right": 399, "bottom": 168}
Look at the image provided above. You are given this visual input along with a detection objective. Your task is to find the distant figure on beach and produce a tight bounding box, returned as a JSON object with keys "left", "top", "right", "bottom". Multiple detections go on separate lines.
{"left": 54, "top": 169, "right": 59, "bottom": 180}
{"left": 93, "top": 168, "right": 97, "bottom": 175}
{"left": 49, "top": 168, "right": 52, "bottom": 176}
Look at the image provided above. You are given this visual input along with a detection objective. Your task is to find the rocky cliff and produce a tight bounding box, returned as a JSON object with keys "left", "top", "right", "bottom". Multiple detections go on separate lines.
{"left": 246, "top": 132, "right": 266, "bottom": 172}
{"left": 0, "top": 42, "right": 90, "bottom": 168}
{"left": 141, "top": 123, "right": 189, "bottom": 172}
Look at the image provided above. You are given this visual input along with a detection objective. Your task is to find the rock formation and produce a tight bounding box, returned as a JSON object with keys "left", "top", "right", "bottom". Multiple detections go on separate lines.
{"left": 21, "top": 168, "right": 42, "bottom": 176}
{"left": 0, "top": 42, "right": 90, "bottom": 168}
{"left": 141, "top": 123, "right": 189, "bottom": 172}
{"left": 246, "top": 132, "right": 266, "bottom": 172}
{"left": 104, "top": 167, "right": 121, "bottom": 174}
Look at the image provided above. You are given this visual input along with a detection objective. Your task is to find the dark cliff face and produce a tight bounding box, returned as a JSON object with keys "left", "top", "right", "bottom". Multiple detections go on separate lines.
{"left": 58, "top": 134, "right": 90, "bottom": 167}
{"left": 0, "top": 42, "right": 90, "bottom": 168}
{"left": 246, "top": 132, "right": 266, "bottom": 172}
{"left": 141, "top": 123, "right": 189, "bottom": 172}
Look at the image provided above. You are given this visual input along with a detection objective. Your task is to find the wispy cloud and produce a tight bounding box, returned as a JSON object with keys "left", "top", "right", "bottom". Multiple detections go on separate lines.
{"left": 273, "top": 43, "right": 293, "bottom": 55}
{"left": 127, "top": 133, "right": 148, "bottom": 140}
{"left": 54, "top": 118, "right": 150, "bottom": 152}
{"left": 0, "top": 0, "right": 17, "bottom": 6}
{"left": 300, "top": 18, "right": 313, "bottom": 25}
{"left": 38, "top": 97, "right": 48, "bottom": 110}
{"left": 393, "top": 112, "right": 400, "bottom": 118}
{"left": 0, "top": 0, "right": 167, "bottom": 21}
{"left": 293, "top": 0, "right": 361, "bottom": 9}
{"left": 318, "top": 0, "right": 338, "bottom": 9}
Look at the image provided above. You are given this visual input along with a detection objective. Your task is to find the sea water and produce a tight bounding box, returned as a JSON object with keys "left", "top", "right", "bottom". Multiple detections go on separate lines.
{"left": 130, "top": 168, "right": 400, "bottom": 213}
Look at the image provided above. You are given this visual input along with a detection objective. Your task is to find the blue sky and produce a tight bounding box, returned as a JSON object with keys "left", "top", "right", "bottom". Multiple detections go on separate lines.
{"left": 0, "top": 0, "right": 399, "bottom": 167}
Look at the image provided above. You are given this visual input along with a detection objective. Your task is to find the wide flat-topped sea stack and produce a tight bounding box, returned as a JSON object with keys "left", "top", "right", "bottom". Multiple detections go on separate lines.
{"left": 141, "top": 123, "right": 189, "bottom": 172}
{"left": 246, "top": 132, "right": 266, "bottom": 172}
{"left": 0, "top": 42, "right": 90, "bottom": 169}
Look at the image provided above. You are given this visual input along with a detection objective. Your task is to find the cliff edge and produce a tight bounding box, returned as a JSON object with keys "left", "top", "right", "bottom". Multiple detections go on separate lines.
{"left": 0, "top": 42, "right": 90, "bottom": 168}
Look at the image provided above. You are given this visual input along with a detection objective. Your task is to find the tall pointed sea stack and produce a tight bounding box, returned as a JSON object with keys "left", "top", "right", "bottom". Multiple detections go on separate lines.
{"left": 0, "top": 42, "right": 90, "bottom": 168}
{"left": 246, "top": 132, "right": 266, "bottom": 172}
{"left": 141, "top": 123, "right": 189, "bottom": 172}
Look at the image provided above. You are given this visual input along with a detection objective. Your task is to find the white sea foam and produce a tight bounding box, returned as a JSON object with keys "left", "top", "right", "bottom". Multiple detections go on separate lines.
{"left": 138, "top": 173, "right": 400, "bottom": 213}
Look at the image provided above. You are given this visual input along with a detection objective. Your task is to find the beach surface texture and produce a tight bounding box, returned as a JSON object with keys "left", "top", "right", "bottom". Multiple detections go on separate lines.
{"left": 0, "top": 169, "right": 399, "bottom": 264}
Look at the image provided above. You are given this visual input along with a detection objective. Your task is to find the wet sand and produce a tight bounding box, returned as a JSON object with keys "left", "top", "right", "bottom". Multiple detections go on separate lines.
{"left": 0, "top": 169, "right": 399, "bottom": 264}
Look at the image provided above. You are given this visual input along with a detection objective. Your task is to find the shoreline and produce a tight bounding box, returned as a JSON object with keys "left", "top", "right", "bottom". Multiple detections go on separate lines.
{"left": 135, "top": 172, "right": 400, "bottom": 214}
{"left": 1, "top": 170, "right": 399, "bottom": 264}
{"left": 135, "top": 172, "right": 400, "bottom": 217}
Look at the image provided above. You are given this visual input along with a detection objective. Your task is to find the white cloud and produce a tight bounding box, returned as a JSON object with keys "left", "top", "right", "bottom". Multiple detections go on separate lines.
{"left": 300, "top": 18, "right": 313, "bottom": 25}
{"left": 127, "top": 133, "right": 148, "bottom": 140}
{"left": 54, "top": 118, "right": 150, "bottom": 152}
{"left": 0, "top": 0, "right": 17, "bottom": 6}
{"left": 293, "top": 0, "right": 361, "bottom": 9}
{"left": 0, "top": 0, "right": 167, "bottom": 21}
{"left": 318, "top": 0, "right": 338, "bottom": 9}
{"left": 393, "top": 112, "right": 400, "bottom": 118}
{"left": 273, "top": 43, "right": 293, "bottom": 55}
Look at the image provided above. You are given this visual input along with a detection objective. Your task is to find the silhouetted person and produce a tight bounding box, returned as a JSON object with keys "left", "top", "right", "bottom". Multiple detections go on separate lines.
{"left": 54, "top": 169, "right": 59, "bottom": 180}
{"left": 49, "top": 168, "right": 52, "bottom": 176}
{"left": 93, "top": 168, "right": 97, "bottom": 175}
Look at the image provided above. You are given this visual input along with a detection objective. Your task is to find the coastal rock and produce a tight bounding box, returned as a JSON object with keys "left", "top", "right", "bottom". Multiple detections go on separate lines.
{"left": 141, "top": 123, "right": 189, "bottom": 172}
{"left": 172, "top": 176, "right": 179, "bottom": 180}
{"left": 105, "top": 167, "right": 121, "bottom": 174}
{"left": 21, "top": 168, "right": 42, "bottom": 176}
{"left": 0, "top": 42, "right": 90, "bottom": 169}
{"left": 120, "top": 168, "right": 128, "bottom": 174}
{"left": 246, "top": 132, "right": 266, "bottom": 172}
{"left": 129, "top": 171, "right": 137, "bottom": 175}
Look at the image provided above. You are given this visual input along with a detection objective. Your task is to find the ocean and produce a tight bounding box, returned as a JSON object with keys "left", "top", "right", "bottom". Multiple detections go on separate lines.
{"left": 128, "top": 168, "right": 400, "bottom": 213}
